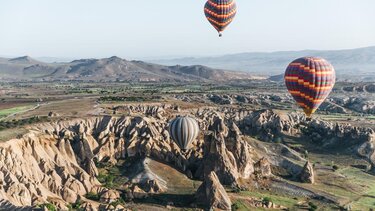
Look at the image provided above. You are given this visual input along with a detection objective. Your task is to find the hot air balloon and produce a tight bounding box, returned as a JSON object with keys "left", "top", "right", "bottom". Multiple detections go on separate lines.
{"left": 284, "top": 57, "right": 336, "bottom": 117}
{"left": 204, "top": 0, "right": 237, "bottom": 37}
{"left": 169, "top": 116, "right": 200, "bottom": 151}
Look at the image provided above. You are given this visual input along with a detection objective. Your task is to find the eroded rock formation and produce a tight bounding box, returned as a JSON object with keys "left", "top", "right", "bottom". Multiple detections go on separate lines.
{"left": 196, "top": 171, "right": 232, "bottom": 211}
{"left": 0, "top": 106, "right": 373, "bottom": 209}
{"left": 299, "top": 161, "right": 315, "bottom": 184}
{"left": 254, "top": 157, "right": 272, "bottom": 177}
{"left": 0, "top": 109, "right": 254, "bottom": 209}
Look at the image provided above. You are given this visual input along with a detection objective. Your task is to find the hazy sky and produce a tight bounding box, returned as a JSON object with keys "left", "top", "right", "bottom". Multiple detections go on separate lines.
{"left": 1, "top": 0, "right": 375, "bottom": 59}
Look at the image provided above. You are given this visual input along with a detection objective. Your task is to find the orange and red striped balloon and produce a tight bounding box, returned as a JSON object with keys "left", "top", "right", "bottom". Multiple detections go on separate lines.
{"left": 204, "top": 0, "right": 237, "bottom": 37}
{"left": 284, "top": 57, "right": 336, "bottom": 117}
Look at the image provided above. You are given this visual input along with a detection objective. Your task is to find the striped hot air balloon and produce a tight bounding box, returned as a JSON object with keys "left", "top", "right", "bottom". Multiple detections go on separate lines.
{"left": 169, "top": 116, "right": 200, "bottom": 151}
{"left": 284, "top": 57, "right": 336, "bottom": 117}
{"left": 204, "top": 0, "right": 237, "bottom": 37}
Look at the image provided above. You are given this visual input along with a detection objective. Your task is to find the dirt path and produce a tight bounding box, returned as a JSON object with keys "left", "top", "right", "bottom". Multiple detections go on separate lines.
{"left": 0, "top": 103, "right": 46, "bottom": 121}
{"left": 270, "top": 179, "right": 339, "bottom": 205}
{"left": 229, "top": 193, "right": 288, "bottom": 210}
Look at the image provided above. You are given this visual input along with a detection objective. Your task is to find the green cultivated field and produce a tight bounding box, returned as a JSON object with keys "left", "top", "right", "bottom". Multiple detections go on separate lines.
{"left": 0, "top": 105, "right": 35, "bottom": 119}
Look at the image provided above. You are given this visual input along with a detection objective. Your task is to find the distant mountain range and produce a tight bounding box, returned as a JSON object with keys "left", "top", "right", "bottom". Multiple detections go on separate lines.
{"left": 1, "top": 46, "right": 374, "bottom": 82}
{"left": 0, "top": 56, "right": 256, "bottom": 82}
{"left": 151, "top": 46, "right": 375, "bottom": 81}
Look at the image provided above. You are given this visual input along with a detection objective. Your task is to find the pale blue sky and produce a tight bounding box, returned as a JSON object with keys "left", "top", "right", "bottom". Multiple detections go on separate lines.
{"left": 0, "top": 0, "right": 374, "bottom": 59}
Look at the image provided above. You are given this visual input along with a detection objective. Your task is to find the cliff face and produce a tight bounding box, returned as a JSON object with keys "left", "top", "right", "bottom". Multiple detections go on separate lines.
{"left": 0, "top": 116, "right": 185, "bottom": 209}
{"left": 0, "top": 107, "right": 374, "bottom": 209}
{"left": 0, "top": 110, "right": 255, "bottom": 209}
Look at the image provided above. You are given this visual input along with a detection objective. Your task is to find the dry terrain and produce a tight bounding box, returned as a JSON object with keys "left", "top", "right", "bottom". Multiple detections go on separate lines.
{"left": 0, "top": 81, "right": 374, "bottom": 211}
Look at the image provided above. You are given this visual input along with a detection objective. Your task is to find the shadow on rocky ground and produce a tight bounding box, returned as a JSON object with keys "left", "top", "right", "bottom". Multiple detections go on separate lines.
{"left": 133, "top": 193, "right": 197, "bottom": 208}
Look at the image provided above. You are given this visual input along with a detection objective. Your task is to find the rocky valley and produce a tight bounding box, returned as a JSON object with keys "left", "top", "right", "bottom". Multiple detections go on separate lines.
{"left": 0, "top": 99, "right": 374, "bottom": 210}
{"left": 0, "top": 70, "right": 373, "bottom": 211}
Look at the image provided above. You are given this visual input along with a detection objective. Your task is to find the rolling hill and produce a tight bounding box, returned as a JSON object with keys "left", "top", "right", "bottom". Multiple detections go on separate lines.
{"left": 0, "top": 56, "right": 256, "bottom": 82}
{"left": 152, "top": 46, "right": 375, "bottom": 81}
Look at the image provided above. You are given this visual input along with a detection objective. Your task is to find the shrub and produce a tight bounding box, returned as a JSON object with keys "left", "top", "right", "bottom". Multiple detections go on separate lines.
{"left": 232, "top": 203, "right": 240, "bottom": 211}
{"left": 332, "top": 165, "right": 339, "bottom": 171}
{"left": 70, "top": 200, "right": 84, "bottom": 211}
{"left": 85, "top": 192, "right": 100, "bottom": 201}
{"left": 232, "top": 187, "right": 241, "bottom": 193}
{"left": 109, "top": 198, "right": 125, "bottom": 207}
{"left": 97, "top": 172, "right": 115, "bottom": 188}
{"left": 262, "top": 197, "right": 272, "bottom": 204}
{"left": 308, "top": 202, "right": 318, "bottom": 211}
{"left": 231, "top": 201, "right": 244, "bottom": 211}
{"left": 41, "top": 203, "right": 56, "bottom": 211}
{"left": 97, "top": 172, "right": 106, "bottom": 182}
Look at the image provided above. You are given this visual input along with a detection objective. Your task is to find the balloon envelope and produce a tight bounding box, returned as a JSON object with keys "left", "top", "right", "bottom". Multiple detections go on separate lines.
{"left": 169, "top": 116, "right": 199, "bottom": 151}
{"left": 204, "top": 0, "right": 237, "bottom": 36}
{"left": 284, "top": 57, "right": 336, "bottom": 116}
